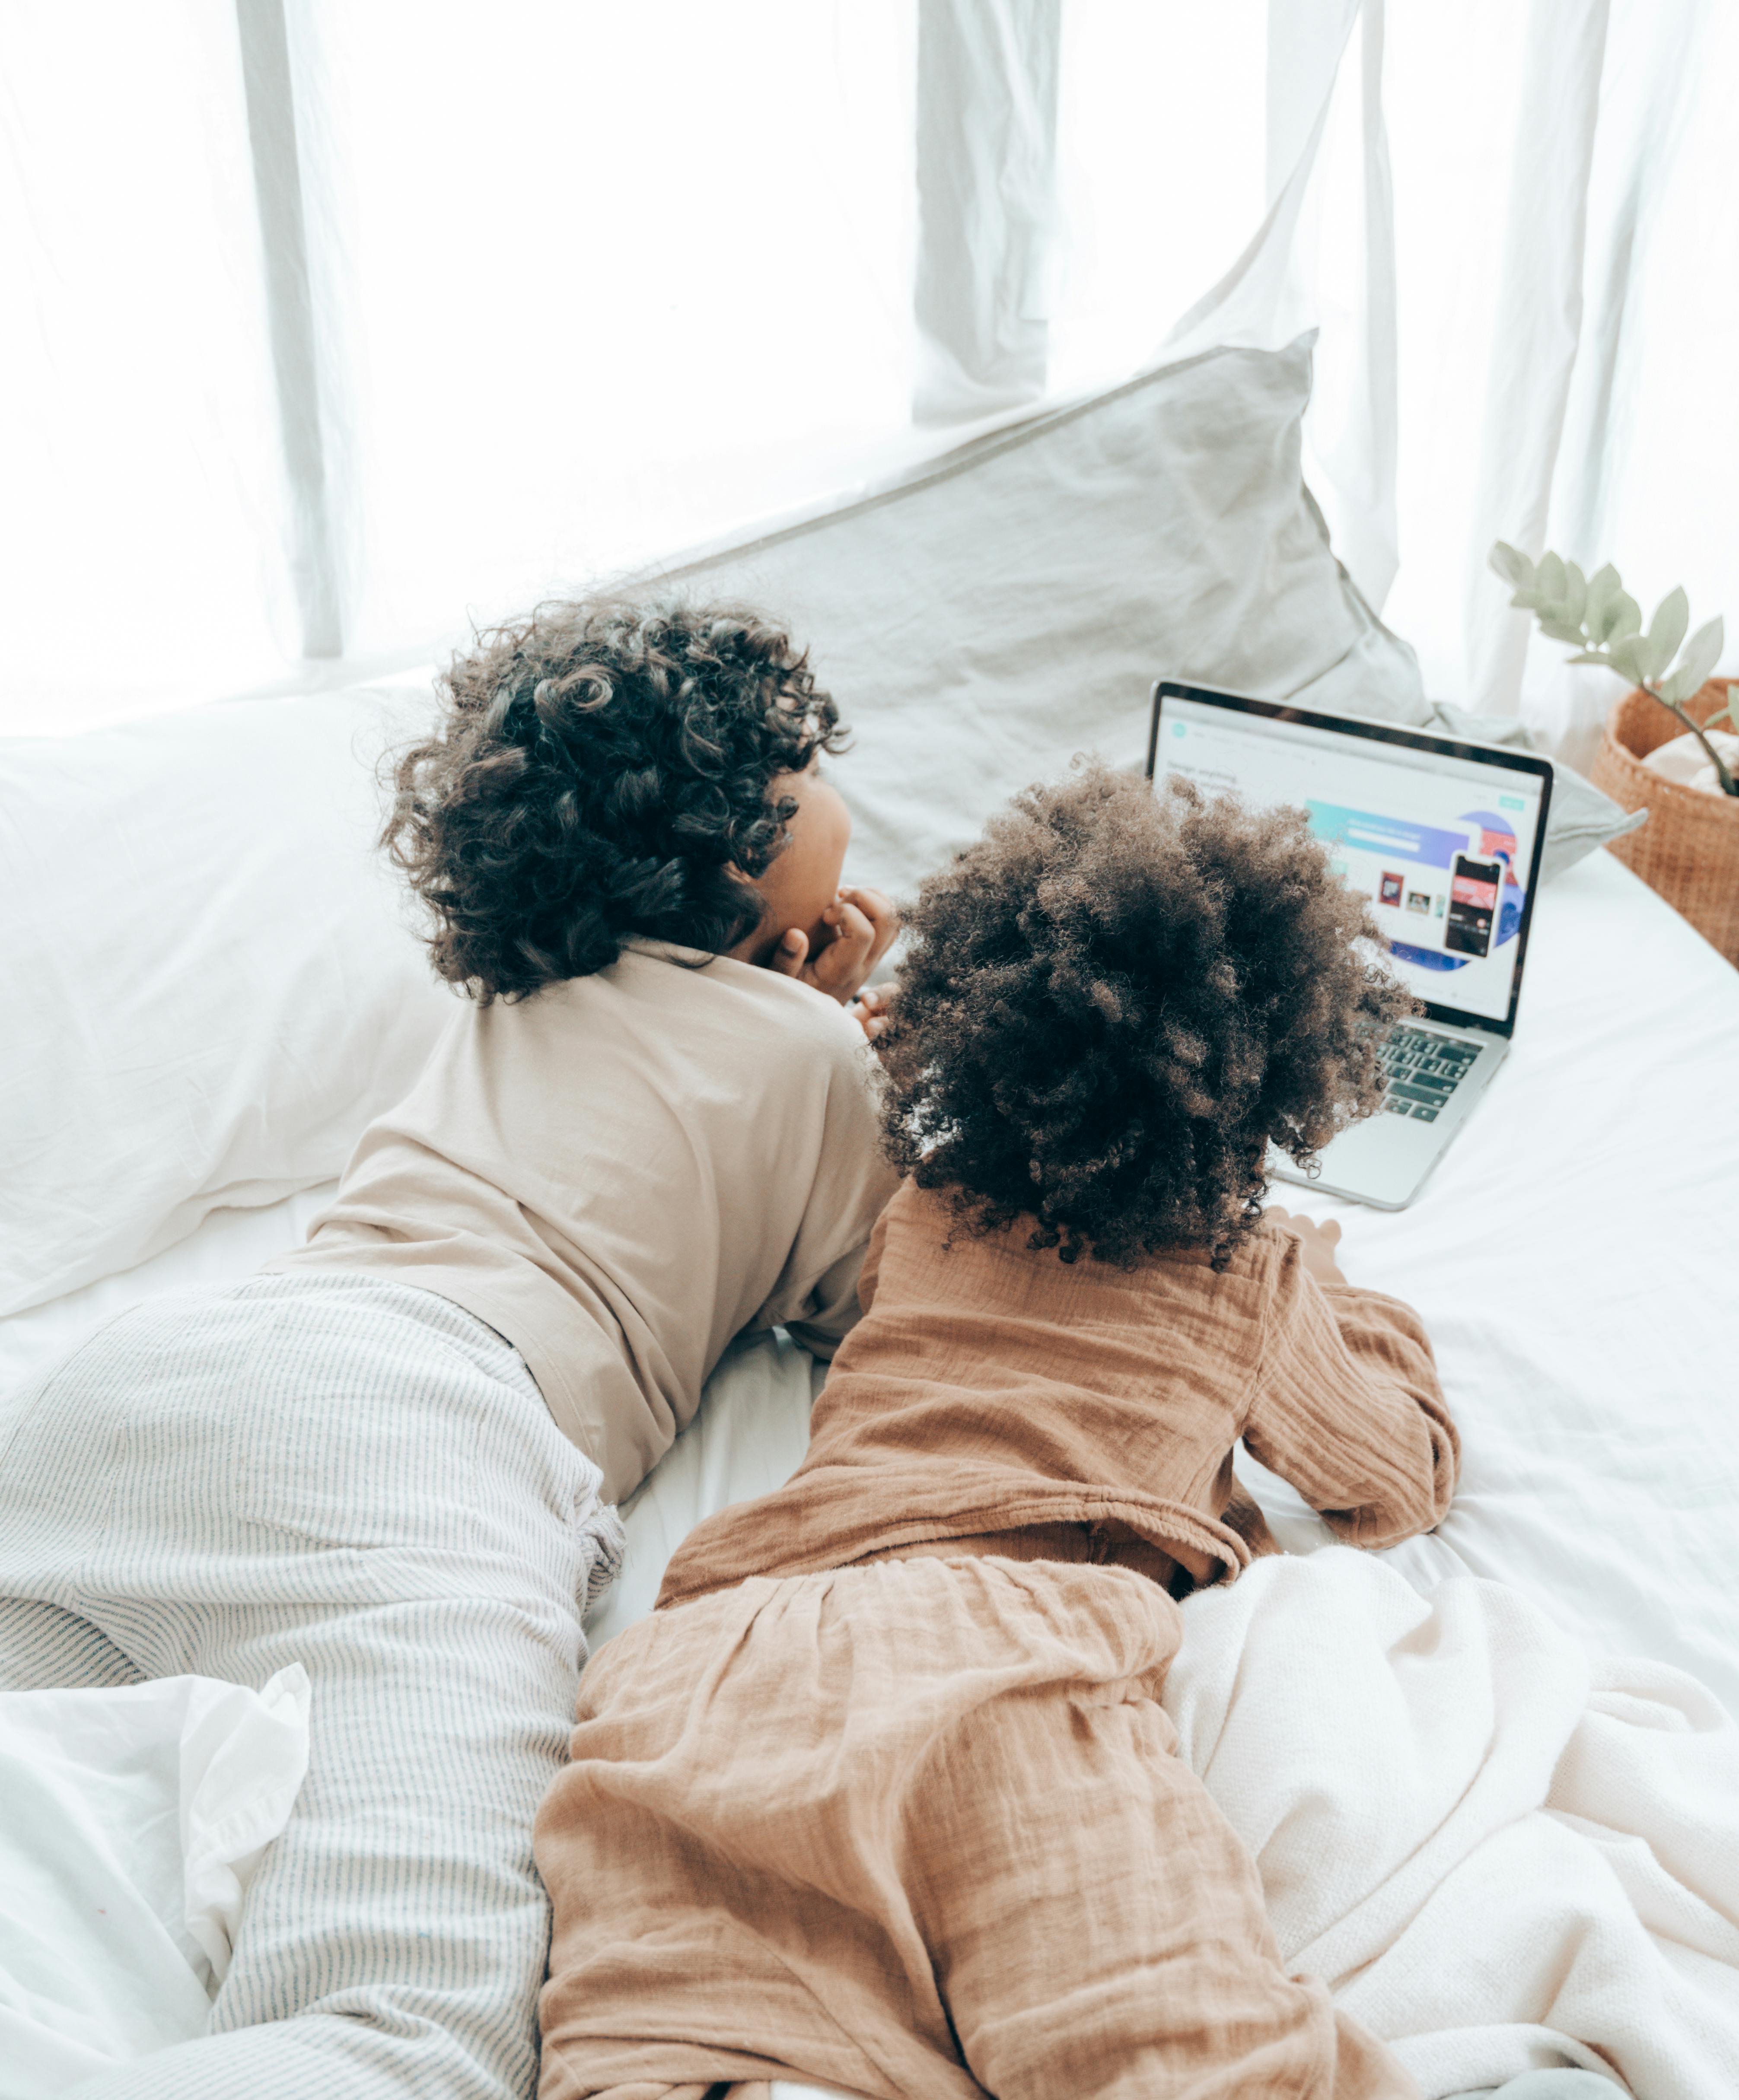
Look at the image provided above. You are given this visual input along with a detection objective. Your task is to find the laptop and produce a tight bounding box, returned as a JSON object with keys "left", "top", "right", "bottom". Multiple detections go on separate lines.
{"left": 1145, "top": 681, "right": 1554, "bottom": 1210}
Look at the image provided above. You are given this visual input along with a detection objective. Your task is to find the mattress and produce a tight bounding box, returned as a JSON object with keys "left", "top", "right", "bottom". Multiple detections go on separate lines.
{"left": 5, "top": 846, "right": 1736, "bottom": 1721}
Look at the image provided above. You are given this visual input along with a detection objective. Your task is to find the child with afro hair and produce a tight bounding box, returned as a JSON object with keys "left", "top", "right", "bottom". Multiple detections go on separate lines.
{"left": 535, "top": 761, "right": 1459, "bottom": 2100}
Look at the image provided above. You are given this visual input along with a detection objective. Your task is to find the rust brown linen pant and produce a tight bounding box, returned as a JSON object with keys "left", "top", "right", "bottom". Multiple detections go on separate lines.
{"left": 535, "top": 1553, "right": 1415, "bottom": 2100}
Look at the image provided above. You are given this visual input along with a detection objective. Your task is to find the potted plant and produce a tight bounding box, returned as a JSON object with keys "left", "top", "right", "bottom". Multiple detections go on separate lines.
{"left": 1489, "top": 542, "right": 1739, "bottom": 964}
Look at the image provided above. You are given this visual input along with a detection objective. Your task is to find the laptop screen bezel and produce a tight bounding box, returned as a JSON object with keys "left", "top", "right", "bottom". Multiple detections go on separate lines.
{"left": 1145, "top": 681, "right": 1556, "bottom": 1040}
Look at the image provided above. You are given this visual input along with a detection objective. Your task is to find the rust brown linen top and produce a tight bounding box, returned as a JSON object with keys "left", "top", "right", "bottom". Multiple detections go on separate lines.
{"left": 658, "top": 1179, "right": 1458, "bottom": 1608}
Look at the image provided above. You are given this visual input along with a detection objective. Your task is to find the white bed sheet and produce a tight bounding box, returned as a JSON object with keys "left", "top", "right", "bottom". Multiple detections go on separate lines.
{"left": 3, "top": 850, "right": 1736, "bottom": 1723}
{"left": 0, "top": 1185, "right": 340, "bottom": 1420}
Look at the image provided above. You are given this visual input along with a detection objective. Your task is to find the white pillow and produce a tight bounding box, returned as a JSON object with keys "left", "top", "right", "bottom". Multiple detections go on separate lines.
{"left": 0, "top": 686, "right": 453, "bottom": 1318}
{"left": 662, "top": 335, "right": 1426, "bottom": 897}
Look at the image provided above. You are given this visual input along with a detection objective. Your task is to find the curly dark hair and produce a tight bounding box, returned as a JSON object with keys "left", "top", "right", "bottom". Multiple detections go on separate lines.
{"left": 382, "top": 596, "right": 845, "bottom": 999}
{"left": 874, "top": 761, "right": 1416, "bottom": 1266}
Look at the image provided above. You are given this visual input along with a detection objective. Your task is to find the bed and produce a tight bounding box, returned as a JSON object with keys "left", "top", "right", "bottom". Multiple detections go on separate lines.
{"left": 5, "top": 819, "right": 1736, "bottom": 2099}
{"left": 3, "top": 336, "right": 1737, "bottom": 2095}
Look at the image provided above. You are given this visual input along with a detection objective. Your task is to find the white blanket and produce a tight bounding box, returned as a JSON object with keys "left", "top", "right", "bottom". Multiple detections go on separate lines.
{"left": 0, "top": 1667, "right": 310, "bottom": 2100}
{"left": 1163, "top": 1550, "right": 1739, "bottom": 2099}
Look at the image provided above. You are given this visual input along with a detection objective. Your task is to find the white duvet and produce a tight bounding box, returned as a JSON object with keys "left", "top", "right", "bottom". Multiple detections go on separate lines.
{"left": 0, "top": 1668, "right": 309, "bottom": 2099}
{"left": 1166, "top": 1550, "right": 1739, "bottom": 2099}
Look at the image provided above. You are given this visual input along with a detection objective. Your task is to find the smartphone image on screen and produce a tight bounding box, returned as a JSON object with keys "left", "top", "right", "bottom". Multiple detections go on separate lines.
{"left": 1445, "top": 853, "right": 1503, "bottom": 958}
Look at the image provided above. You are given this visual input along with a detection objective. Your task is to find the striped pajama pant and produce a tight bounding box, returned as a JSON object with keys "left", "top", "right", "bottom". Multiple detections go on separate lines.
{"left": 0, "top": 1273, "right": 623, "bottom": 2100}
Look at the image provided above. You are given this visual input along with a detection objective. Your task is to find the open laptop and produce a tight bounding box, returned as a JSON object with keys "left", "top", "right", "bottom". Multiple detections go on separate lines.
{"left": 1145, "top": 681, "right": 1554, "bottom": 1209}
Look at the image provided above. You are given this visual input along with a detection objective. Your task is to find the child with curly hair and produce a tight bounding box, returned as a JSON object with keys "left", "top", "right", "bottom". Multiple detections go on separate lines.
{"left": 268, "top": 596, "right": 899, "bottom": 1502}
{"left": 535, "top": 762, "right": 1459, "bottom": 2100}
{"left": 0, "top": 598, "right": 897, "bottom": 2100}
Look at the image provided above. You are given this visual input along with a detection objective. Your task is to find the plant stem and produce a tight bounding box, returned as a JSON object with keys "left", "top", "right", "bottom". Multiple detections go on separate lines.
{"left": 1642, "top": 683, "right": 1738, "bottom": 796}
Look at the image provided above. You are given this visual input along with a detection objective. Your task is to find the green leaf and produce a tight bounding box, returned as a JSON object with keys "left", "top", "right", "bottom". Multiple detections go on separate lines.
{"left": 1606, "top": 633, "right": 1647, "bottom": 685}
{"left": 1536, "top": 550, "right": 1568, "bottom": 605}
{"left": 1674, "top": 615, "right": 1725, "bottom": 700}
{"left": 1490, "top": 541, "right": 1534, "bottom": 589}
{"left": 1538, "top": 618, "right": 1588, "bottom": 646}
{"left": 1632, "top": 629, "right": 1673, "bottom": 681}
{"left": 1647, "top": 586, "right": 1690, "bottom": 670}
{"left": 1658, "top": 662, "right": 1696, "bottom": 705}
{"left": 1560, "top": 561, "right": 1588, "bottom": 627}
{"left": 1583, "top": 573, "right": 1617, "bottom": 645}
{"left": 1565, "top": 650, "right": 1615, "bottom": 667}
{"left": 1603, "top": 590, "right": 1643, "bottom": 644}
{"left": 1510, "top": 589, "right": 1547, "bottom": 613}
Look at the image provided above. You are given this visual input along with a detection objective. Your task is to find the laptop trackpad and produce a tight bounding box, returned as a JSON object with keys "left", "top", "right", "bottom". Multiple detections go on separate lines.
{"left": 1268, "top": 1114, "right": 1439, "bottom": 1212}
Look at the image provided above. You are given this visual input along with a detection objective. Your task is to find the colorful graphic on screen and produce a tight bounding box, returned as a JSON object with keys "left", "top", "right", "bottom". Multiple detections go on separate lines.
{"left": 1305, "top": 801, "right": 1524, "bottom": 977}
{"left": 1155, "top": 700, "right": 1543, "bottom": 1024}
{"left": 1445, "top": 854, "right": 1502, "bottom": 957}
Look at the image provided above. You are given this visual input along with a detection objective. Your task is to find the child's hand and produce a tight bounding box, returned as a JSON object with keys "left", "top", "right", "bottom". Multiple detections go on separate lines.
{"left": 1266, "top": 1206, "right": 1347, "bottom": 1287}
{"left": 770, "top": 886, "right": 898, "bottom": 1005}
{"left": 847, "top": 983, "right": 897, "bottom": 1041}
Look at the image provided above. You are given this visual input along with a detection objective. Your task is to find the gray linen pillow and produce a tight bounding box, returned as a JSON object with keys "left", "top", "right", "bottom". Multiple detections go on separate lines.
{"left": 659, "top": 335, "right": 1423, "bottom": 898}
{"left": 659, "top": 333, "right": 1634, "bottom": 893}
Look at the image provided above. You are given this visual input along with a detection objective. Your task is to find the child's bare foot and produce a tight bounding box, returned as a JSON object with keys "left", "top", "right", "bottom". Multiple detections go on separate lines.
{"left": 847, "top": 983, "right": 897, "bottom": 1040}
{"left": 1265, "top": 1207, "right": 1347, "bottom": 1287}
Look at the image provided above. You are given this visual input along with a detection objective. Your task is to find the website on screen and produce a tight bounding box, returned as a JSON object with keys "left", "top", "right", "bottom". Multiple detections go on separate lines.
{"left": 1155, "top": 698, "right": 1544, "bottom": 1024}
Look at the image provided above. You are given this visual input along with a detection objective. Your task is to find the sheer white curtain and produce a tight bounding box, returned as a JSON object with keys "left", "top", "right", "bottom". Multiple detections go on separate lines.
{"left": 300, "top": 3, "right": 918, "bottom": 659}
{"left": 0, "top": 3, "right": 289, "bottom": 724}
{"left": 1045, "top": 0, "right": 1737, "bottom": 760}
{"left": 1263, "top": 0, "right": 1739, "bottom": 761}
{"left": 2, "top": 0, "right": 1733, "bottom": 745}
{"left": 1, "top": 3, "right": 921, "bottom": 732}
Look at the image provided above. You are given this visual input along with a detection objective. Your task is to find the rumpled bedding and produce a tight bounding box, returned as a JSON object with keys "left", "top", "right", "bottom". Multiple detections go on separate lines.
{"left": 1163, "top": 1549, "right": 1739, "bottom": 2098}
{"left": 0, "top": 1667, "right": 311, "bottom": 2099}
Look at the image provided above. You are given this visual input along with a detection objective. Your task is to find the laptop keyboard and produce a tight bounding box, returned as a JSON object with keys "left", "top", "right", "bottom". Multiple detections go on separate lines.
{"left": 1378, "top": 1026, "right": 1479, "bottom": 1124}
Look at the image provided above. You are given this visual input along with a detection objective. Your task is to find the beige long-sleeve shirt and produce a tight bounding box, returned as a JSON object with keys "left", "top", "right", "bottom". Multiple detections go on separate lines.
{"left": 264, "top": 940, "right": 898, "bottom": 1501}
{"left": 659, "top": 1178, "right": 1458, "bottom": 1604}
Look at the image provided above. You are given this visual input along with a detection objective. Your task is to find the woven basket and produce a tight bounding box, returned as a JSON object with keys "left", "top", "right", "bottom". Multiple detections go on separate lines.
{"left": 1586, "top": 680, "right": 1739, "bottom": 965}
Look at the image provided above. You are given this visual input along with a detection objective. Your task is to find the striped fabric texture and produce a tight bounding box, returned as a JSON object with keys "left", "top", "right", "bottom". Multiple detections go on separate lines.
{"left": 0, "top": 1273, "right": 623, "bottom": 2100}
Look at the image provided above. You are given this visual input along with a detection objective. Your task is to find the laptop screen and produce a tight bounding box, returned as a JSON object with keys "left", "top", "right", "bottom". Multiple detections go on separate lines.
{"left": 1151, "top": 688, "right": 1551, "bottom": 1030}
